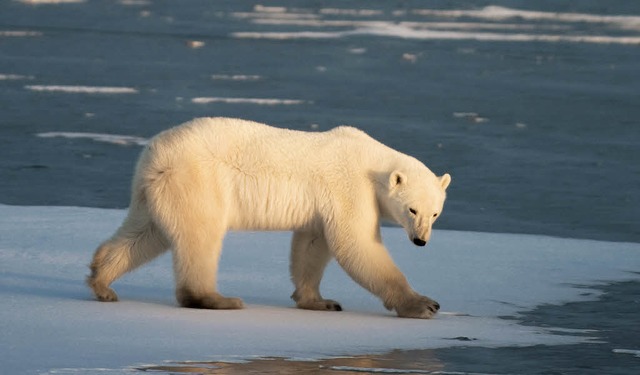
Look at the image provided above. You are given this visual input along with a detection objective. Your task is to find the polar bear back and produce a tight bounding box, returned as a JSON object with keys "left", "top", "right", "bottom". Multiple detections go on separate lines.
{"left": 138, "top": 117, "right": 428, "bottom": 232}
{"left": 163, "top": 117, "right": 375, "bottom": 169}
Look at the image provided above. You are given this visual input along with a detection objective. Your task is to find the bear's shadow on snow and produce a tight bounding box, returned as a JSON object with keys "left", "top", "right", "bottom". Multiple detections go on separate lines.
{"left": 1, "top": 271, "right": 399, "bottom": 317}
{"left": 0, "top": 271, "right": 89, "bottom": 301}
{"left": 0, "top": 271, "right": 175, "bottom": 304}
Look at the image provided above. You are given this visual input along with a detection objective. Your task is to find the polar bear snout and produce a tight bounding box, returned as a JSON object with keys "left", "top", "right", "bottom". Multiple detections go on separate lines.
{"left": 412, "top": 238, "right": 427, "bottom": 247}
{"left": 407, "top": 224, "right": 431, "bottom": 247}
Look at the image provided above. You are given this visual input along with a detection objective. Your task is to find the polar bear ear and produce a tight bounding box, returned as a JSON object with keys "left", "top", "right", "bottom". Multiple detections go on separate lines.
{"left": 440, "top": 173, "right": 451, "bottom": 190}
{"left": 389, "top": 171, "right": 407, "bottom": 189}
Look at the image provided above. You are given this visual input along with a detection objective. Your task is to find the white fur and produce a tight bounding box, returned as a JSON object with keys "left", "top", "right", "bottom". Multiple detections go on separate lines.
{"left": 88, "top": 117, "right": 451, "bottom": 318}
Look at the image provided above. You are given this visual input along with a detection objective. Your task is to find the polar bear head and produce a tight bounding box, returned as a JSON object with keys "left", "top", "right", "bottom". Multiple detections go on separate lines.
{"left": 385, "top": 168, "right": 451, "bottom": 247}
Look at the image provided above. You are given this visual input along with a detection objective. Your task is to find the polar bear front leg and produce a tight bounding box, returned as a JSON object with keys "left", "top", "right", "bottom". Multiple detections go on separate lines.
{"left": 290, "top": 231, "right": 342, "bottom": 311}
{"left": 328, "top": 229, "right": 440, "bottom": 319}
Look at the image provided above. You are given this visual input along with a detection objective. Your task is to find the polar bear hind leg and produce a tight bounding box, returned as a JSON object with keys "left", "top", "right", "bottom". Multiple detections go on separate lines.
{"left": 171, "top": 224, "right": 243, "bottom": 310}
{"left": 87, "top": 204, "right": 170, "bottom": 302}
{"left": 290, "top": 231, "right": 342, "bottom": 311}
{"left": 145, "top": 163, "right": 243, "bottom": 310}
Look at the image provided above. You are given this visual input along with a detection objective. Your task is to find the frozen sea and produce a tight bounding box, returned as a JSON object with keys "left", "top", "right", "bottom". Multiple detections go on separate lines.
{"left": 1, "top": 1, "right": 639, "bottom": 374}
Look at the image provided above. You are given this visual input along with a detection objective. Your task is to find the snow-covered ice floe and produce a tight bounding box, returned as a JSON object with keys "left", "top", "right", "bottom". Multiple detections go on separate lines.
{"left": 0, "top": 205, "right": 638, "bottom": 373}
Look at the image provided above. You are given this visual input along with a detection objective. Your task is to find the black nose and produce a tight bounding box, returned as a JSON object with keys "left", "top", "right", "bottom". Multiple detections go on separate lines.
{"left": 413, "top": 238, "right": 426, "bottom": 246}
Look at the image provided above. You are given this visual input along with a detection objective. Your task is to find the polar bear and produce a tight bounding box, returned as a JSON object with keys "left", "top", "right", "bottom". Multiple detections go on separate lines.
{"left": 87, "top": 117, "right": 451, "bottom": 318}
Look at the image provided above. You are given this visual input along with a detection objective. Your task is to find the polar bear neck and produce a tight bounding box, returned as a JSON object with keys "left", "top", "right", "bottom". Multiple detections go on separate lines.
{"left": 366, "top": 148, "right": 431, "bottom": 223}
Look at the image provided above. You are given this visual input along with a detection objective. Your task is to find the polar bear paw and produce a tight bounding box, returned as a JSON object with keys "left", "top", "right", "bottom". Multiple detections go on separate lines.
{"left": 87, "top": 277, "right": 119, "bottom": 302}
{"left": 177, "top": 289, "right": 244, "bottom": 310}
{"left": 294, "top": 297, "right": 343, "bottom": 312}
{"left": 395, "top": 294, "right": 440, "bottom": 319}
{"left": 291, "top": 289, "right": 343, "bottom": 311}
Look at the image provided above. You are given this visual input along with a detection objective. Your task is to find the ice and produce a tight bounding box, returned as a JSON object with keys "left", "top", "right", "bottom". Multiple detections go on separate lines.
{"left": 25, "top": 85, "right": 138, "bottom": 94}
{"left": 239, "top": 5, "right": 640, "bottom": 29}
{"left": 318, "top": 8, "right": 383, "bottom": 17}
{"left": 37, "top": 132, "right": 149, "bottom": 146}
{"left": 232, "top": 31, "right": 342, "bottom": 40}
{"left": 16, "top": 0, "right": 86, "bottom": 4}
{"left": 117, "top": 0, "right": 151, "bottom": 6}
{"left": 253, "top": 5, "right": 288, "bottom": 14}
{"left": 229, "top": 5, "right": 640, "bottom": 45}
{"left": 612, "top": 349, "right": 640, "bottom": 358}
{"left": 191, "top": 97, "right": 307, "bottom": 105}
{"left": 412, "top": 6, "right": 640, "bottom": 31}
{"left": 0, "top": 30, "right": 42, "bottom": 37}
{"left": 0, "top": 74, "right": 34, "bottom": 80}
{"left": 232, "top": 26, "right": 640, "bottom": 45}
{"left": 210, "top": 74, "right": 262, "bottom": 81}
{"left": 1, "top": 204, "right": 639, "bottom": 374}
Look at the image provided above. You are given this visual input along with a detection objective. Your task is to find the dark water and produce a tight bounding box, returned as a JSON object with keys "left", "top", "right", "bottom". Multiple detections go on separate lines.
{"left": 1, "top": 0, "right": 639, "bottom": 242}
{"left": 1, "top": 1, "right": 639, "bottom": 374}
{"left": 436, "top": 279, "right": 640, "bottom": 375}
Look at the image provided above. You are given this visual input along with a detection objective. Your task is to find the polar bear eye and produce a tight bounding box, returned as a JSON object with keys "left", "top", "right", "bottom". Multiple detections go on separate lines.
{"left": 409, "top": 208, "right": 417, "bottom": 215}
{"left": 433, "top": 213, "right": 438, "bottom": 218}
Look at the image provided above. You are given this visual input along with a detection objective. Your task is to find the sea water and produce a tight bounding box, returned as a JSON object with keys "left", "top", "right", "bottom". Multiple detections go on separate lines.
{"left": 1, "top": 0, "right": 639, "bottom": 242}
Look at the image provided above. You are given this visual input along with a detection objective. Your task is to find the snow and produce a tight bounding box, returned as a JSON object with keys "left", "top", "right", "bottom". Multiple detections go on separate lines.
{"left": 1, "top": 204, "right": 639, "bottom": 374}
